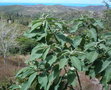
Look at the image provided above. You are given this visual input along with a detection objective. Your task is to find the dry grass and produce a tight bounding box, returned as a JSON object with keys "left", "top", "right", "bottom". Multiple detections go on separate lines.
{"left": 0, "top": 55, "right": 28, "bottom": 88}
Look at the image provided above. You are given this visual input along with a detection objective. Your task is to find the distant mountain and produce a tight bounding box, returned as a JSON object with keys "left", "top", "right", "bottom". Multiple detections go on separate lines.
{"left": 70, "top": 5, "right": 107, "bottom": 11}
{"left": 0, "top": 4, "right": 106, "bottom": 14}
{"left": 0, "top": 4, "right": 105, "bottom": 21}
{"left": 0, "top": 5, "right": 83, "bottom": 20}
{"left": 0, "top": 5, "right": 78, "bottom": 15}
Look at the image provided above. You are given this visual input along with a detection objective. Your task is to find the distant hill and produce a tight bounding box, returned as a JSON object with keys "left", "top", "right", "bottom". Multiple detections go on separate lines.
{"left": 70, "top": 5, "right": 107, "bottom": 11}
{"left": 0, "top": 4, "right": 105, "bottom": 21}
{"left": 0, "top": 4, "right": 106, "bottom": 13}
{"left": 0, "top": 5, "right": 84, "bottom": 20}
{"left": 0, "top": 5, "right": 79, "bottom": 15}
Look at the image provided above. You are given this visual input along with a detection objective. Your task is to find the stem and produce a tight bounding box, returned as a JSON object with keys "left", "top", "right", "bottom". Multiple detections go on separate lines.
{"left": 3, "top": 54, "right": 7, "bottom": 65}
{"left": 75, "top": 70, "right": 82, "bottom": 90}
{"left": 67, "top": 86, "right": 75, "bottom": 90}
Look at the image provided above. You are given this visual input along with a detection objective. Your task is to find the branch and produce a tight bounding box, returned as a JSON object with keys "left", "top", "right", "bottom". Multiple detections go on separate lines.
{"left": 75, "top": 70, "right": 82, "bottom": 90}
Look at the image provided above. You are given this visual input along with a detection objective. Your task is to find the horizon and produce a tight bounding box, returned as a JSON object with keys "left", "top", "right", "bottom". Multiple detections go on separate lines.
{"left": 0, "top": 0, "right": 110, "bottom": 6}
{"left": 0, "top": 2, "right": 106, "bottom": 7}
{"left": 0, "top": 0, "right": 108, "bottom": 5}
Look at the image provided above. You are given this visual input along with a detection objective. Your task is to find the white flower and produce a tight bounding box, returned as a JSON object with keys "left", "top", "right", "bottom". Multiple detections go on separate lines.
{"left": 64, "top": 33, "right": 68, "bottom": 36}
{"left": 70, "top": 67, "right": 75, "bottom": 70}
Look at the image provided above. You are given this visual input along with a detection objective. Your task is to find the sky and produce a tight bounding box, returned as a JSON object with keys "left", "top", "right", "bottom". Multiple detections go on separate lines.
{"left": 0, "top": 0, "right": 110, "bottom": 4}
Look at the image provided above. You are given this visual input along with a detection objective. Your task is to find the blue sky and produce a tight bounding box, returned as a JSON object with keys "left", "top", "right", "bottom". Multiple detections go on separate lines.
{"left": 0, "top": 0, "right": 110, "bottom": 4}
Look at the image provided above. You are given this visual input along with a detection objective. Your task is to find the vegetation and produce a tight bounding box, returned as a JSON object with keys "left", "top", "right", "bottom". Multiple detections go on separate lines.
{"left": 0, "top": 3, "right": 111, "bottom": 90}
{"left": 9, "top": 14, "right": 111, "bottom": 90}
{"left": 0, "top": 4, "right": 102, "bottom": 26}
{"left": 0, "top": 21, "right": 18, "bottom": 63}
{"left": 16, "top": 36, "right": 37, "bottom": 54}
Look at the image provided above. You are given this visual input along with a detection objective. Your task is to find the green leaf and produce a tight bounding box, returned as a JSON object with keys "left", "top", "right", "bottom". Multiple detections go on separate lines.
{"left": 30, "top": 50, "right": 43, "bottom": 61}
{"left": 31, "top": 22, "right": 42, "bottom": 32}
{"left": 16, "top": 67, "right": 29, "bottom": 77}
{"left": 30, "top": 44, "right": 48, "bottom": 61}
{"left": 43, "top": 46, "right": 50, "bottom": 60}
{"left": 56, "top": 32, "right": 66, "bottom": 46}
{"left": 70, "top": 56, "right": 81, "bottom": 71}
{"left": 99, "top": 57, "right": 111, "bottom": 73}
{"left": 10, "top": 85, "right": 21, "bottom": 90}
{"left": 53, "top": 65, "right": 60, "bottom": 78}
{"left": 67, "top": 70, "right": 76, "bottom": 86}
{"left": 54, "top": 77, "right": 62, "bottom": 90}
{"left": 21, "top": 72, "right": 37, "bottom": 90}
{"left": 73, "top": 36, "right": 82, "bottom": 48}
{"left": 101, "top": 65, "right": 111, "bottom": 84}
{"left": 93, "top": 20, "right": 104, "bottom": 29}
{"left": 17, "top": 67, "right": 35, "bottom": 79}
{"left": 108, "top": 49, "right": 111, "bottom": 56}
{"left": 24, "top": 31, "right": 37, "bottom": 38}
{"left": 99, "top": 44, "right": 107, "bottom": 50}
{"left": 89, "top": 28, "right": 97, "bottom": 41}
{"left": 55, "top": 22, "right": 63, "bottom": 29}
{"left": 47, "top": 72, "right": 55, "bottom": 90}
{"left": 88, "top": 69, "right": 96, "bottom": 78}
{"left": 59, "top": 57, "right": 68, "bottom": 69}
{"left": 46, "top": 55, "right": 57, "bottom": 66}
{"left": 86, "top": 51, "right": 98, "bottom": 63}
{"left": 37, "top": 33, "right": 47, "bottom": 41}
{"left": 38, "top": 74, "right": 48, "bottom": 89}
{"left": 70, "top": 21, "right": 83, "bottom": 33}
{"left": 84, "top": 42, "right": 96, "bottom": 50}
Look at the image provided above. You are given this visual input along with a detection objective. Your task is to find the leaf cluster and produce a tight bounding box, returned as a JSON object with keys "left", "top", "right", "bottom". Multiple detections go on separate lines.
{"left": 10, "top": 15, "right": 111, "bottom": 90}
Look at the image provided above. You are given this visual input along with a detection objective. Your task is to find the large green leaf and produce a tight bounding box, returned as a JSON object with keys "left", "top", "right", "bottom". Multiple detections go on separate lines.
{"left": 84, "top": 42, "right": 96, "bottom": 50}
{"left": 56, "top": 32, "right": 67, "bottom": 46}
{"left": 99, "top": 57, "right": 111, "bottom": 73}
{"left": 73, "top": 36, "right": 82, "bottom": 48}
{"left": 54, "top": 77, "right": 62, "bottom": 90}
{"left": 88, "top": 28, "right": 97, "bottom": 41}
{"left": 17, "top": 68, "right": 35, "bottom": 79}
{"left": 101, "top": 65, "right": 111, "bottom": 84}
{"left": 53, "top": 65, "right": 60, "bottom": 78}
{"left": 29, "top": 44, "right": 48, "bottom": 61}
{"left": 46, "top": 55, "right": 57, "bottom": 66}
{"left": 21, "top": 72, "right": 37, "bottom": 90}
{"left": 67, "top": 70, "right": 76, "bottom": 86}
{"left": 59, "top": 57, "right": 68, "bottom": 69}
{"left": 47, "top": 72, "right": 55, "bottom": 90}
{"left": 70, "top": 21, "right": 83, "bottom": 33}
{"left": 47, "top": 68, "right": 60, "bottom": 90}
{"left": 9, "top": 85, "right": 21, "bottom": 90}
{"left": 43, "top": 46, "right": 50, "bottom": 60}
{"left": 70, "top": 56, "right": 81, "bottom": 71}
{"left": 55, "top": 22, "right": 63, "bottom": 29}
{"left": 38, "top": 74, "right": 48, "bottom": 89}
{"left": 86, "top": 51, "right": 98, "bottom": 63}
{"left": 24, "top": 31, "right": 37, "bottom": 38}
{"left": 30, "top": 22, "right": 43, "bottom": 32}
{"left": 36, "top": 33, "right": 47, "bottom": 41}
{"left": 108, "top": 49, "right": 111, "bottom": 56}
{"left": 93, "top": 20, "right": 104, "bottom": 29}
{"left": 16, "top": 67, "right": 29, "bottom": 77}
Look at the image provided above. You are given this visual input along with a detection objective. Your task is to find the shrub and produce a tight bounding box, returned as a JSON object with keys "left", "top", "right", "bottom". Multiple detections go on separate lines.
{"left": 11, "top": 15, "right": 111, "bottom": 90}
{"left": 16, "top": 36, "right": 37, "bottom": 54}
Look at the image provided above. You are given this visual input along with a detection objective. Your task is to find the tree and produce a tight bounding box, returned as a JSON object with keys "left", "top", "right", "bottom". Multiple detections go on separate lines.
{"left": 103, "top": 0, "right": 111, "bottom": 30}
{"left": 0, "top": 21, "right": 18, "bottom": 64}
{"left": 103, "top": 1, "right": 110, "bottom": 9}
{"left": 16, "top": 36, "right": 37, "bottom": 54}
{"left": 10, "top": 15, "right": 111, "bottom": 90}
{"left": 103, "top": 0, "right": 111, "bottom": 9}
